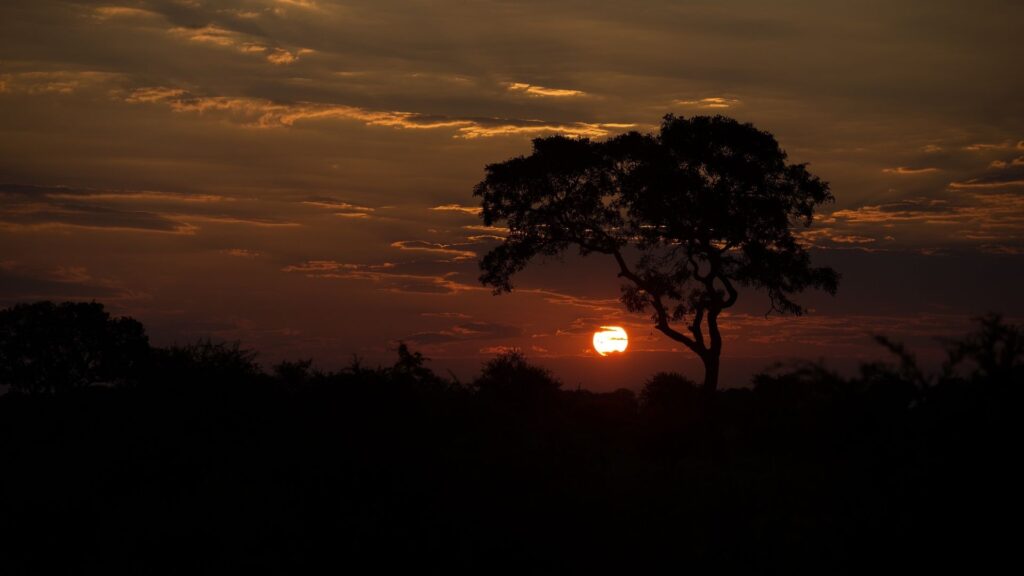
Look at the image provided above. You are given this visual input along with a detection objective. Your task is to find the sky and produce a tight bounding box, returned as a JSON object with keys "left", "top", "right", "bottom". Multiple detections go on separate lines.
{"left": 2, "top": 0, "right": 1023, "bottom": 389}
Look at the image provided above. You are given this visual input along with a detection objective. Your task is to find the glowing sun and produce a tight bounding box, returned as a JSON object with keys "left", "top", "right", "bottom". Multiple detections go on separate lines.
{"left": 593, "top": 326, "right": 628, "bottom": 356}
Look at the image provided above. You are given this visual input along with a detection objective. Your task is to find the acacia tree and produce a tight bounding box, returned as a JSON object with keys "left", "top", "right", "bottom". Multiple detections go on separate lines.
{"left": 474, "top": 115, "right": 839, "bottom": 391}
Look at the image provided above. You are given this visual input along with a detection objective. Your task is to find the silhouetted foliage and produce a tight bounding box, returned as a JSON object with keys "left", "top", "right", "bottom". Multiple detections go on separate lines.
{"left": 272, "top": 358, "right": 318, "bottom": 384}
{"left": 150, "top": 339, "right": 261, "bottom": 388}
{"left": 0, "top": 301, "right": 149, "bottom": 394}
{"left": 472, "top": 349, "right": 561, "bottom": 406}
{"left": 0, "top": 303, "right": 1020, "bottom": 572}
{"left": 943, "top": 312, "right": 1023, "bottom": 382}
{"left": 475, "top": 115, "right": 839, "bottom": 390}
{"left": 639, "top": 371, "right": 701, "bottom": 410}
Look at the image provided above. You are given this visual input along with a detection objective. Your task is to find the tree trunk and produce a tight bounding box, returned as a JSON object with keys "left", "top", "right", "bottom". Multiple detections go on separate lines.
{"left": 700, "top": 350, "right": 720, "bottom": 392}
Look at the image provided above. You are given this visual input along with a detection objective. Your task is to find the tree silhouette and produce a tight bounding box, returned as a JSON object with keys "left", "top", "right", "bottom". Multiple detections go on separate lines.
{"left": 0, "top": 301, "right": 149, "bottom": 394}
{"left": 475, "top": 115, "right": 839, "bottom": 390}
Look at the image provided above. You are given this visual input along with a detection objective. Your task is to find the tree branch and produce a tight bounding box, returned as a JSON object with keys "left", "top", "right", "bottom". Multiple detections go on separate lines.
{"left": 612, "top": 250, "right": 703, "bottom": 353}
{"left": 719, "top": 274, "right": 738, "bottom": 308}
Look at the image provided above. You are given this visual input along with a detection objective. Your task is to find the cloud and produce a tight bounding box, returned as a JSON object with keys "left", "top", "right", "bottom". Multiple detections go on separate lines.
{"left": 282, "top": 260, "right": 394, "bottom": 274}
{"left": 169, "top": 25, "right": 257, "bottom": 50}
{"left": 275, "top": 0, "right": 321, "bottom": 9}
{"left": 882, "top": 166, "right": 940, "bottom": 175}
{"left": 518, "top": 289, "right": 622, "bottom": 314}
{"left": 506, "top": 82, "right": 586, "bottom": 97}
{"left": 431, "top": 204, "right": 482, "bottom": 215}
{"left": 158, "top": 214, "right": 302, "bottom": 228}
{"left": 948, "top": 179, "right": 1024, "bottom": 189}
{"left": 0, "top": 262, "right": 132, "bottom": 304}
{"left": 93, "top": 6, "right": 163, "bottom": 20}
{"left": 167, "top": 24, "right": 311, "bottom": 65}
{"left": 456, "top": 121, "right": 634, "bottom": 139}
{"left": 0, "top": 185, "right": 196, "bottom": 234}
{"left": 281, "top": 259, "right": 481, "bottom": 294}
{"left": 266, "top": 48, "right": 314, "bottom": 65}
{"left": 301, "top": 199, "right": 374, "bottom": 212}
{"left": 986, "top": 157, "right": 1024, "bottom": 169}
{"left": 390, "top": 240, "right": 477, "bottom": 260}
{"left": 462, "top": 225, "right": 508, "bottom": 235}
{"left": 830, "top": 234, "right": 877, "bottom": 244}
{"left": 404, "top": 321, "right": 522, "bottom": 345}
{"left": 964, "top": 142, "right": 1014, "bottom": 151}
{"left": 222, "top": 248, "right": 261, "bottom": 258}
{"left": 0, "top": 184, "right": 294, "bottom": 234}
{"left": 421, "top": 311, "right": 472, "bottom": 319}
{"left": 827, "top": 193, "right": 1024, "bottom": 253}
{"left": 45, "top": 190, "right": 229, "bottom": 203}
{"left": 115, "top": 84, "right": 636, "bottom": 138}
{"left": 831, "top": 198, "right": 960, "bottom": 224}
{"left": 123, "top": 86, "right": 189, "bottom": 103}
{"left": 674, "top": 97, "right": 740, "bottom": 108}
{"left": 478, "top": 345, "right": 520, "bottom": 355}
{"left": 0, "top": 71, "right": 120, "bottom": 94}
{"left": 301, "top": 198, "right": 375, "bottom": 218}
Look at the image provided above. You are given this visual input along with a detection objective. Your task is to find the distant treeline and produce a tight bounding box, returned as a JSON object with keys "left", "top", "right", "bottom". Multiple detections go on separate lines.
{"left": 0, "top": 301, "right": 1021, "bottom": 572}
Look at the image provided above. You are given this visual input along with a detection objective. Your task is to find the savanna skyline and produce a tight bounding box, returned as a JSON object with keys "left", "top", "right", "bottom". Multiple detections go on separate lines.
{"left": 3, "top": 0, "right": 1023, "bottom": 388}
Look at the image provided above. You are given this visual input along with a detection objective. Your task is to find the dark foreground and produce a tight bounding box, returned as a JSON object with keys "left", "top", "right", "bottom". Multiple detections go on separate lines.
{"left": 1, "top": 307, "right": 1022, "bottom": 573}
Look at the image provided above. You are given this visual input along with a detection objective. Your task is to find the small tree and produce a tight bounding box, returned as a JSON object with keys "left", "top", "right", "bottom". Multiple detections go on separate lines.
{"left": 474, "top": 115, "right": 839, "bottom": 391}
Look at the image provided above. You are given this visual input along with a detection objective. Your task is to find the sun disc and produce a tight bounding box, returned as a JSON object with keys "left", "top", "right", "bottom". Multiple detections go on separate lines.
{"left": 593, "top": 326, "right": 628, "bottom": 356}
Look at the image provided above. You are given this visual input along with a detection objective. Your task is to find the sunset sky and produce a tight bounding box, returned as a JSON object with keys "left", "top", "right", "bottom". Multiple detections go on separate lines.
{"left": 2, "top": 0, "right": 1023, "bottom": 388}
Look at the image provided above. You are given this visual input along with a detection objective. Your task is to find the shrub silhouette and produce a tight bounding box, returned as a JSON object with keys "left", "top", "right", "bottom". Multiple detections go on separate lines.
{"left": 943, "top": 312, "right": 1023, "bottom": 383}
{"left": 150, "top": 339, "right": 261, "bottom": 387}
{"left": 472, "top": 349, "right": 561, "bottom": 406}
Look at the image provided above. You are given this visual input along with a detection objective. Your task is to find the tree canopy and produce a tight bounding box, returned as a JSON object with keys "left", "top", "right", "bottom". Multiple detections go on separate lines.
{"left": 0, "top": 301, "right": 149, "bottom": 394}
{"left": 475, "top": 114, "right": 840, "bottom": 390}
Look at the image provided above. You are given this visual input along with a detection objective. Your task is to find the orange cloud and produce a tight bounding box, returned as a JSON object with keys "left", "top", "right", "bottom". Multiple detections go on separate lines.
{"left": 674, "top": 97, "right": 740, "bottom": 109}
{"left": 281, "top": 260, "right": 480, "bottom": 295}
{"left": 431, "top": 204, "right": 482, "bottom": 215}
{"left": 301, "top": 200, "right": 374, "bottom": 212}
{"left": 281, "top": 260, "right": 395, "bottom": 274}
{"left": 506, "top": 82, "right": 586, "bottom": 97}
{"left": 0, "top": 71, "right": 120, "bottom": 94}
{"left": 93, "top": 6, "right": 162, "bottom": 20}
{"left": 830, "top": 235, "right": 877, "bottom": 244}
{"left": 882, "top": 166, "right": 940, "bottom": 175}
{"left": 964, "top": 142, "right": 1013, "bottom": 151}
{"left": 455, "top": 122, "right": 633, "bottom": 139}
{"left": 222, "top": 248, "right": 261, "bottom": 258}
{"left": 948, "top": 179, "right": 1024, "bottom": 189}
{"left": 987, "top": 157, "right": 1024, "bottom": 169}
{"left": 168, "top": 25, "right": 310, "bottom": 65}
{"left": 390, "top": 240, "right": 477, "bottom": 260}
{"left": 827, "top": 194, "right": 1024, "bottom": 251}
{"left": 123, "top": 87, "right": 632, "bottom": 138}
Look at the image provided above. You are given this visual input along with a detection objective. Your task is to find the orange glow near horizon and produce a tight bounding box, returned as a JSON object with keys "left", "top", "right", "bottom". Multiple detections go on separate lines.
{"left": 593, "top": 326, "right": 628, "bottom": 356}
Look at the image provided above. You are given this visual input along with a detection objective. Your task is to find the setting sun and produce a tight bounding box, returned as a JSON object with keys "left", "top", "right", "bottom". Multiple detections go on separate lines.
{"left": 593, "top": 326, "right": 628, "bottom": 356}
